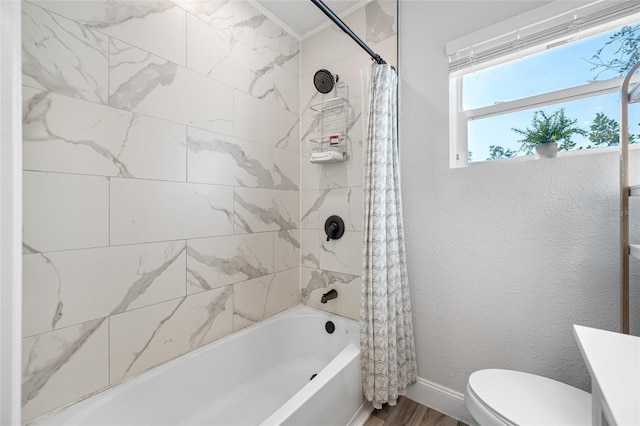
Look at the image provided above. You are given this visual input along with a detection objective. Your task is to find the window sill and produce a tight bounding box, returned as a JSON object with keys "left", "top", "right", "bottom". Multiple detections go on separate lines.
{"left": 457, "top": 143, "right": 640, "bottom": 168}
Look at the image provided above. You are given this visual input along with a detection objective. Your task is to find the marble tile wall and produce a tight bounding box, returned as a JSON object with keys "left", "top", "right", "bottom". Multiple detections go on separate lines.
{"left": 21, "top": 0, "right": 300, "bottom": 421}
{"left": 300, "top": 1, "right": 397, "bottom": 320}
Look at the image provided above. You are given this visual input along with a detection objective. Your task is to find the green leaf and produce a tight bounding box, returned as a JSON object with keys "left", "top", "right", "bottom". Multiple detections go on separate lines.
{"left": 512, "top": 108, "right": 587, "bottom": 153}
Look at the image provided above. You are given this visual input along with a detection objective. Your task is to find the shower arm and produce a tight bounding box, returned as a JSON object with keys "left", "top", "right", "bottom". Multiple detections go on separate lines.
{"left": 309, "top": 0, "right": 386, "bottom": 65}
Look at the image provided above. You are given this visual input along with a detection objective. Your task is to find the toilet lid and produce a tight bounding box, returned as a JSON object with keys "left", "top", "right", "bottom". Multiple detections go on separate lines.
{"left": 468, "top": 369, "right": 591, "bottom": 426}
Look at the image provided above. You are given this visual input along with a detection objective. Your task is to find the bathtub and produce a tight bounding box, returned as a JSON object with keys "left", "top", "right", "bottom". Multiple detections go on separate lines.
{"left": 30, "top": 304, "right": 371, "bottom": 426}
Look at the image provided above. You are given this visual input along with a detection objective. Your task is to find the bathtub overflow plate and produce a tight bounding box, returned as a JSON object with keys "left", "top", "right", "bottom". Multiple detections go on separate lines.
{"left": 325, "top": 321, "right": 335, "bottom": 334}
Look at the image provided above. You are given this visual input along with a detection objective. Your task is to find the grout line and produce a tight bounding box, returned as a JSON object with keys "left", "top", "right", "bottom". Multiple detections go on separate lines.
{"left": 22, "top": 230, "right": 286, "bottom": 256}
{"left": 232, "top": 185, "right": 236, "bottom": 235}
{"left": 23, "top": 169, "right": 300, "bottom": 191}
{"left": 107, "top": 317, "right": 111, "bottom": 384}
{"left": 184, "top": 239, "right": 189, "bottom": 297}
{"left": 185, "top": 125, "right": 189, "bottom": 183}
{"left": 107, "top": 36, "right": 111, "bottom": 105}
{"left": 23, "top": 316, "right": 107, "bottom": 340}
{"left": 298, "top": 39, "right": 303, "bottom": 303}
{"left": 272, "top": 230, "right": 277, "bottom": 273}
{"left": 108, "top": 177, "right": 111, "bottom": 247}
{"left": 232, "top": 89, "right": 236, "bottom": 138}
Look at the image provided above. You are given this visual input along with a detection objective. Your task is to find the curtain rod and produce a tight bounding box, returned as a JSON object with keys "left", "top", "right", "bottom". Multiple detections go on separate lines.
{"left": 310, "top": 0, "right": 386, "bottom": 65}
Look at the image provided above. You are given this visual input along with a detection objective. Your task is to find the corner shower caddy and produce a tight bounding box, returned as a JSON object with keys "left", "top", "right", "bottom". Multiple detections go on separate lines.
{"left": 619, "top": 60, "right": 640, "bottom": 335}
{"left": 309, "top": 82, "right": 350, "bottom": 163}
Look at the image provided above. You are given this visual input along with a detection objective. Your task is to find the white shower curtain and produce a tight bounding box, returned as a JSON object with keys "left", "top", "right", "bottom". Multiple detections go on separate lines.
{"left": 360, "top": 63, "right": 417, "bottom": 409}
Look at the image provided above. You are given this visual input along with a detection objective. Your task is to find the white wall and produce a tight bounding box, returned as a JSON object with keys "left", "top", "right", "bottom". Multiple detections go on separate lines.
{"left": 399, "top": 0, "right": 640, "bottom": 396}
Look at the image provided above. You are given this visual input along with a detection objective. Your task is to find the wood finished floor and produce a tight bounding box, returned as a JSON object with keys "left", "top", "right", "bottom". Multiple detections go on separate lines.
{"left": 363, "top": 396, "right": 468, "bottom": 426}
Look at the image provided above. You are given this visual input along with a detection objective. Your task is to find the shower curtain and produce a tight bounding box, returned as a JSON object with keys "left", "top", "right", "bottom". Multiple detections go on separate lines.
{"left": 360, "top": 63, "right": 417, "bottom": 409}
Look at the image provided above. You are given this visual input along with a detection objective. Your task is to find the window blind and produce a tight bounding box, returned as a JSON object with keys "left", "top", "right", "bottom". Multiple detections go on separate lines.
{"left": 447, "top": 0, "right": 640, "bottom": 73}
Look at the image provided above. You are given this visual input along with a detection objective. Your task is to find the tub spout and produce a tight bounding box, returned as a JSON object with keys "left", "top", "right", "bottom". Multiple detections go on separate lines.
{"left": 321, "top": 289, "right": 338, "bottom": 303}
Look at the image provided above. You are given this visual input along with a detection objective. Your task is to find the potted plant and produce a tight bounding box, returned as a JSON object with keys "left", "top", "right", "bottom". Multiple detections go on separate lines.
{"left": 512, "top": 108, "right": 587, "bottom": 158}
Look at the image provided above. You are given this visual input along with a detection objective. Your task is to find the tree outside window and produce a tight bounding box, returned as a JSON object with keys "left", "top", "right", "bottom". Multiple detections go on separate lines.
{"left": 465, "top": 22, "right": 640, "bottom": 162}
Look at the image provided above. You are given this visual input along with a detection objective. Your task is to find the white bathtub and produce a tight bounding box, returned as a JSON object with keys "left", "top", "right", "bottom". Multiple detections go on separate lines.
{"left": 30, "top": 304, "right": 371, "bottom": 426}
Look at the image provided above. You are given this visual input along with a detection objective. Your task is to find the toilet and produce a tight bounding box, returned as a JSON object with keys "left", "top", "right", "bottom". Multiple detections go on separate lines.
{"left": 465, "top": 369, "right": 591, "bottom": 426}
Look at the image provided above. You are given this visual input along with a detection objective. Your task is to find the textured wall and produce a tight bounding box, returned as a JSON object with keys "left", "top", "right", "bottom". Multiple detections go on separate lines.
{"left": 300, "top": 1, "right": 398, "bottom": 320}
{"left": 399, "top": 0, "right": 640, "bottom": 396}
{"left": 21, "top": 0, "right": 300, "bottom": 420}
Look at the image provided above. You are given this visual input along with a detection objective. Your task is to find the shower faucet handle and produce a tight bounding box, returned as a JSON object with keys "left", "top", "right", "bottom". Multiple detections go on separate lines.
{"left": 324, "top": 216, "right": 345, "bottom": 242}
{"left": 326, "top": 222, "right": 338, "bottom": 241}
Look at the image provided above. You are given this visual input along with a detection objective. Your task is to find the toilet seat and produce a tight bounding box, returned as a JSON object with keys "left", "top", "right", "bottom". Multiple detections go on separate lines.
{"left": 465, "top": 369, "right": 591, "bottom": 426}
{"left": 466, "top": 382, "right": 513, "bottom": 426}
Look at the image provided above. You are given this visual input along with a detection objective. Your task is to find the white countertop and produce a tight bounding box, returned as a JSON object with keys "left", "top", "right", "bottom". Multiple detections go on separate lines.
{"left": 574, "top": 325, "right": 640, "bottom": 426}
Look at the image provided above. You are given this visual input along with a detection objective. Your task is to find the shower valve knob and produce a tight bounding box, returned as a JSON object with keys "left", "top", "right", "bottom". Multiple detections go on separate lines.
{"left": 324, "top": 216, "right": 345, "bottom": 242}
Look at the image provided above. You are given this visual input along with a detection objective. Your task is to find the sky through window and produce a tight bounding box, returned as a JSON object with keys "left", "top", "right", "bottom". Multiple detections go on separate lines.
{"left": 462, "top": 22, "right": 640, "bottom": 162}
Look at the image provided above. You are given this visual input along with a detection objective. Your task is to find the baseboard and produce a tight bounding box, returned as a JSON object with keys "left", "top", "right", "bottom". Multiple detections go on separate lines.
{"left": 405, "top": 377, "right": 475, "bottom": 425}
{"left": 348, "top": 400, "right": 374, "bottom": 426}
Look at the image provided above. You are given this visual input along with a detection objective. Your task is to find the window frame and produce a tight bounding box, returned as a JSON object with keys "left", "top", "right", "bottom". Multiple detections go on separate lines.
{"left": 449, "top": 11, "right": 640, "bottom": 168}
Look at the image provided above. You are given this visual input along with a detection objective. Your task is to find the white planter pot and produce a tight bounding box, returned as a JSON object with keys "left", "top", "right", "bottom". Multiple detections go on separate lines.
{"left": 535, "top": 142, "right": 558, "bottom": 159}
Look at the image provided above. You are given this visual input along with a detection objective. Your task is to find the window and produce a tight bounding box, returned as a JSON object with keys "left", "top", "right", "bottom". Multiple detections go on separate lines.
{"left": 449, "top": 1, "right": 640, "bottom": 166}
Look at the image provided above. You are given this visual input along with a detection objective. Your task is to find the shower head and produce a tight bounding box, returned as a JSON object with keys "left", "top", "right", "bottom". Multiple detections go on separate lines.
{"left": 314, "top": 69, "right": 338, "bottom": 94}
